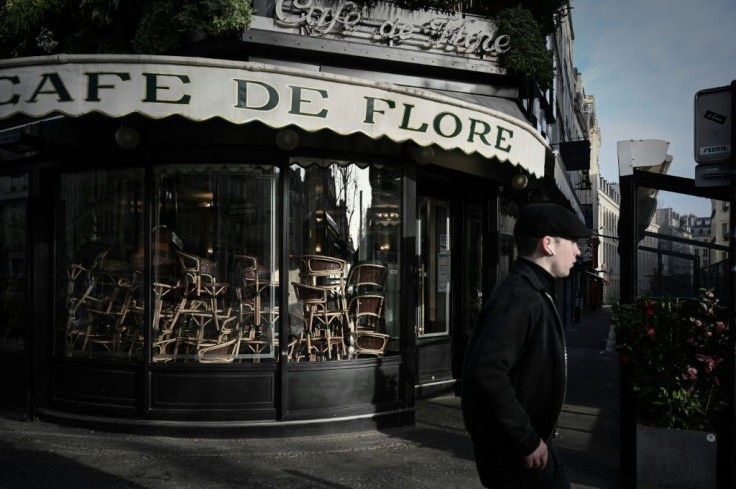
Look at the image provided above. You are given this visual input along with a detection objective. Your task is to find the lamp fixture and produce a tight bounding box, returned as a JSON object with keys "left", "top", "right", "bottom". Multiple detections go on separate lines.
{"left": 275, "top": 128, "right": 299, "bottom": 151}
{"left": 408, "top": 145, "right": 435, "bottom": 165}
{"left": 510, "top": 172, "right": 529, "bottom": 190}
{"left": 115, "top": 125, "right": 140, "bottom": 149}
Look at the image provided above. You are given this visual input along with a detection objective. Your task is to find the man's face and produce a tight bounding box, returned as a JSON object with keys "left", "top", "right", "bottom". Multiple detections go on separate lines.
{"left": 548, "top": 237, "right": 581, "bottom": 278}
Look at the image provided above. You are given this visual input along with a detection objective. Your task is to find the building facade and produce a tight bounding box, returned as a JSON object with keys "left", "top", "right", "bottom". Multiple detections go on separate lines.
{"left": 681, "top": 213, "right": 713, "bottom": 268}
{"left": 0, "top": 1, "right": 589, "bottom": 430}
{"left": 596, "top": 177, "right": 620, "bottom": 303}
{"left": 653, "top": 208, "right": 695, "bottom": 297}
{"left": 566, "top": 85, "right": 621, "bottom": 307}
{"left": 712, "top": 199, "right": 731, "bottom": 265}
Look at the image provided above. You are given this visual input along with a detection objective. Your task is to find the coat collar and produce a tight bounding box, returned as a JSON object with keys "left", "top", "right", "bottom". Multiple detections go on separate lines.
{"left": 513, "top": 258, "right": 556, "bottom": 293}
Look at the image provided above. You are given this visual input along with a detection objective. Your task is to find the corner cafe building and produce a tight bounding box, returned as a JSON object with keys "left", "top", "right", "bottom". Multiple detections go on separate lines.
{"left": 0, "top": 52, "right": 576, "bottom": 432}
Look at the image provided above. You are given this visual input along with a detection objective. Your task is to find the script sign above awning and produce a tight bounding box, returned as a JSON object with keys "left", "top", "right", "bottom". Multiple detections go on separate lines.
{"left": 0, "top": 54, "right": 548, "bottom": 177}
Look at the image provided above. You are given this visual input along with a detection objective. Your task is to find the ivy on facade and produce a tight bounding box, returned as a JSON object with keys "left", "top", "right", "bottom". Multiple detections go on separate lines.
{"left": 0, "top": 0, "right": 254, "bottom": 57}
{"left": 494, "top": 6, "right": 555, "bottom": 91}
{"left": 0, "top": 0, "right": 561, "bottom": 92}
{"left": 387, "top": 1, "right": 562, "bottom": 90}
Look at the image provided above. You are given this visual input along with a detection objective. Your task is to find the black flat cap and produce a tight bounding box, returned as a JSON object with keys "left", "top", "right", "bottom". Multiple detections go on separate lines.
{"left": 514, "top": 203, "right": 592, "bottom": 239}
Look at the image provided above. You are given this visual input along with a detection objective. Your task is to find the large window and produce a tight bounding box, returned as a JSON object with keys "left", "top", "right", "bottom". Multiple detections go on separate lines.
{"left": 57, "top": 165, "right": 281, "bottom": 364}
{"left": 287, "top": 158, "right": 402, "bottom": 361}
{"left": 0, "top": 174, "right": 27, "bottom": 353}
{"left": 153, "top": 165, "right": 280, "bottom": 363}
{"left": 57, "top": 169, "right": 145, "bottom": 361}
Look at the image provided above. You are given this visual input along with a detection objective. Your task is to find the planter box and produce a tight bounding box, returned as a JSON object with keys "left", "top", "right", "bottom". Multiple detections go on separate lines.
{"left": 636, "top": 423, "right": 717, "bottom": 489}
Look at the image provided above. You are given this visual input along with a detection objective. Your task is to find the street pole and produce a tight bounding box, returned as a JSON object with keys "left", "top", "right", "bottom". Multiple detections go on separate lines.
{"left": 618, "top": 173, "right": 637, "bottom": 477}
{"left": 728, "top": 79, "right": 736, "bottom": 489}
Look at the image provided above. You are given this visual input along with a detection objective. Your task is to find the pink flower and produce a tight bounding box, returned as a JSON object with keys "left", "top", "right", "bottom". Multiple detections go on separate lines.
{"left": 695, "top": 319, "right": 703, "bottom": 327}
{"left": 682, "top": 367, "right": 698, "bottom": 381}
{"left": 696, "top": 353, "right": 722, "bottom": 373}
{"left": 716, "top": 322, "right": 726, "bottom": 334}
{"left": 646, "top": 327, "right": 655, "bottom": 337}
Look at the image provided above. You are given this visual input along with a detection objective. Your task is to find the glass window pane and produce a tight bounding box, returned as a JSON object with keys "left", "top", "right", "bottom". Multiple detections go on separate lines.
{"left": 57, "top": 169, "right": 145, "bottom": 361}
{"left": 0, "top": 174, "right": 28, "bottom": 353}
{"left": 636, "top": 189, "right": 727, "bottom": 299}
{"left": 418, "top": 197, "right": 451, "bottom": 337}
{"left": 288, "top": 159, "right": 402, "bottom": 361}
{"left": 154, "top": 165, "right": 280, "bottom": 363}
{"left": 463, "top": 201, "right": 483, "bottom": 336}
{"left": 499, "top": 199, "right": 517, "bottom": 280}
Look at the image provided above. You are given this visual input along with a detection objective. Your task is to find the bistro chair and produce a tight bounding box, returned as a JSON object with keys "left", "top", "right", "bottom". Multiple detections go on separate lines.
{"left": 196, "top": 337, "right": 241, "bottom": 363}
{"left": 234, "top": 254, "right": 279, "bottom": 334}
{"left": 297, "top": 254, "right": 350, "bottom": 327}
{"left": 65, "top": 250, "right": 139, "bottom": 355}
{"left": 348, "top": 293, "right": 390, "bottom": 357}
{"left": 354, "top": 330, "right": 390, "bottom": 357}
{"left": 291, "top": 281, "right": 346, "bottom": 361}
{"left": 175, "top": 250, "right": 218, "bottom": 297}
{"left": 297, "top": 255, "right": 347, "bottom": 289}
{"left": 64, "top": 249, "right": 109, "bottom": 350}
{"left": 348, "top": 293, "right": 385, "bottom": 332}
{"left": 82, "top": 268, "right": 137, "bottom": 354}
{"left": 238, "top": 325, "right": 274, "bottom": 363}
{"left": 346, "top": 261, "right": 387, "bottom": 298}
{"left": 174, "top": 301, "right": 237, "bottom": 356}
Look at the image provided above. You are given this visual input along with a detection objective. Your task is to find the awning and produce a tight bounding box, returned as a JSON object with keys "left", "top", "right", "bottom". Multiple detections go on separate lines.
{"left": 0, "top": 54, "right": 549, "bottom": 178}
{"left": 552, "top": 150, "right": 584, "bottom": 220}
{"left": 426, "top": 90, "right": 528, "bottom": 122}
{"left": 576, "top": 266, "right": 611, "bottom": 285}
{"left": 583, "top": 269, "right": 610, "bottom": 285}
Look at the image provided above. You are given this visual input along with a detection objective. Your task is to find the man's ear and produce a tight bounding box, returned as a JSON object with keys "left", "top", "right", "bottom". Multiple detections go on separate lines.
{"left": 543, "top": 236, "right": 556, "bottom": 256}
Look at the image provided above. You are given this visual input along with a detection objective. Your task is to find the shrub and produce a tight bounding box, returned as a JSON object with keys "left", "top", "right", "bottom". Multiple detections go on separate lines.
{"left": 613, "top": 289, "right": 731, "bottom": 429}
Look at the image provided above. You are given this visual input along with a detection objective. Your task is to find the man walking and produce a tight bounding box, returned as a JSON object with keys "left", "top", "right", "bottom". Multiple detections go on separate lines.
{"left": 462, "top": 203, "right": 590, "bottom": 488}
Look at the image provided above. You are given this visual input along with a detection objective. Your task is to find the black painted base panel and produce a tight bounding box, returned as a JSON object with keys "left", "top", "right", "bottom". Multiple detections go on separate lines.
{"left": 35, "top": 406, "right": 415, "bottom": 438}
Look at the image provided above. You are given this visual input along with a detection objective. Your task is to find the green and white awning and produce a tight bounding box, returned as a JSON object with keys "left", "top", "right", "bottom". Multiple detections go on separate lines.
{"left": 0, "top": 54, "right": 548, "bottom": 177}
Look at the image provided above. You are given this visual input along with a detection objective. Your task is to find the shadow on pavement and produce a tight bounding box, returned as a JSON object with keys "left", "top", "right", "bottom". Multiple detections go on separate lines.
{"left": 0, "top": 440, "right": 149, "bottom": 489}
{"left": 399, "top": 396, "right": 476, "bottom": 462}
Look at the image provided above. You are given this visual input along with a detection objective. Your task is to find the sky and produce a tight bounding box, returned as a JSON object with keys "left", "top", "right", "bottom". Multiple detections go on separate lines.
{"left": 571, "top": 0, "right": 736, "bottom": 217}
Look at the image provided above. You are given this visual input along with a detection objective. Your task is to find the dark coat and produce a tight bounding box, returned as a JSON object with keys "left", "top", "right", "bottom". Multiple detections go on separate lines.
{"left": 461, "top": 258, "right": 567, "bottom": 463}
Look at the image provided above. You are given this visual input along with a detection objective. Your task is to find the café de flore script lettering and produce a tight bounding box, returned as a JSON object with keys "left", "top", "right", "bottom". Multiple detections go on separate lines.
{"left": 0, "top": 56, "right": 546, "bottom": 177}
{"left": 274, "top": 0, "right": 510, "bottom": 59}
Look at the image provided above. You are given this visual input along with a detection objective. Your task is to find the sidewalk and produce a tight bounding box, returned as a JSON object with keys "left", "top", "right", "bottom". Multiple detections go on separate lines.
{"left": 557, "top": 305, "right": 632, "bottom": 489}
{"left": 0, "top": 307, "right": 629, "bottom": 489}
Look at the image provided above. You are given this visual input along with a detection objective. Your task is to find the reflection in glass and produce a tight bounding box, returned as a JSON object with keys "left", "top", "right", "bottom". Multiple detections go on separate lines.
{"left": 288, "top": 159, "right": 402, "bottom": 361}
{"left": 0, "top": 174, "right": 27, "bottom": 352}
{"left": 498, "top": 200, "right": 517, "bottom": 280}
{"left": 463, "top": 201, "right": 483, "bottom": 336}
{"left": 57, "top": 169, "right": 145, "bottom": 361}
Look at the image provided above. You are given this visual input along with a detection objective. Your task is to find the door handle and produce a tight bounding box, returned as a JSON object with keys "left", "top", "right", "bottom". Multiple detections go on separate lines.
{"left": 416, "top": 263, "right": 425, "bottom": 334}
